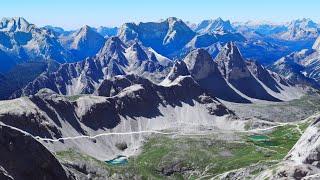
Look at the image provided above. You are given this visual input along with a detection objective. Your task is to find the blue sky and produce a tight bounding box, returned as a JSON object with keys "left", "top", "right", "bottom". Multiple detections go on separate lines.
{"left": 1, "top": 0, "right": 319, "bottom": 29}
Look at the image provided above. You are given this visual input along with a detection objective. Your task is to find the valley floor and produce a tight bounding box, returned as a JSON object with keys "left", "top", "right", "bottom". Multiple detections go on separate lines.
{"left": 222, "top": 93, "right": 320, "bottom": 123}
{"left": 54, "top": 112, "right": 318, "bottom": 179}
{"left": 2, "top": 91, "right": 320, "bottom": 179}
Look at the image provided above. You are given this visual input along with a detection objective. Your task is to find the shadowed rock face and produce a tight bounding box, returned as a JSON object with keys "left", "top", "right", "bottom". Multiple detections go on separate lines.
{"left": 165, "top": 61, "right": 190, "bottom": 82}
{"left": 0, "top": 49, "right": 15, "bottom": 73}
{"left": 216, "top": 42, "right": 252, "bottom": 80}
{"left": 0, "top": 61, "right": 58, "bottom": 100}
{"left": 184, "top": 48, "right": 217, "bottom": 81}
{"left": 68, "top": 25, "right": 106, "bottom": 61}
{"left": 246, "top": 60, "right": 284, "bottom": 93}
{"left": 96, "top": 74, "right": 234, "bottom": 117}
{"left": 126, "top": 42, "right": 149, "bottom": 62}
{"left": 215, "top": 42, "right": 281, "bottom": 101}
{"left": 183, "top": 48, "right": 250, "bottom": 103}
{"left": 0, "top": 124, "right": 72, "bottom": 180}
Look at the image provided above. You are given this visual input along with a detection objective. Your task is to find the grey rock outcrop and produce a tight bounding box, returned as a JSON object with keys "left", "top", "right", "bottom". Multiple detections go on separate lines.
{"left": 67, "top": 25, "right": 106, "bottom": 60}
{"left": 255, "top": 117, "right": 320, "bottom": 179}
{"left": 194, "top": 18, "right": 236, "bottom": 34}
{"left": 183, "top": 48, "right": 250, "bottom": 103}
{"left": 215, "top": 42, "right": 281, "bottom": 101}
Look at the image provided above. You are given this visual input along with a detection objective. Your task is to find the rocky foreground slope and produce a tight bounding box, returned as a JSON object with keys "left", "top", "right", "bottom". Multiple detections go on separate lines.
{"left": 254, "top": 116, "right": 320, "bottom": 179}
{"left": 0, "top": 124, "right": 73, "bottom": 180}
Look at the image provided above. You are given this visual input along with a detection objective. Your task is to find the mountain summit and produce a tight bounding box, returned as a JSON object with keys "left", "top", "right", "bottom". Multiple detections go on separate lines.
{"left": 215, "top": 42, "right": 251, "bottom": 80}
{"left": 184, "top": 48, "right": 217, "bottom": 80}
{"left": 215, "top": 42, "right": 281, "bottom": 101}
{"left": 183, "top": 48, "right": 250, "bottom": 103}
{"left": 69, "top": 25, "right": 106, "bottom": 60}
{"left": 118, "top": 17, "right": 195, "bottom": 56}
{"left": 0, "top": 17, "right": 73, "bottom": 71}
{"left": 194, "top": 18, "right": 235, "bottom": 33}
{"left": 0, "top": 17, "right": 33, "bottom": 32}
{"left": 280, "top": 18, "right": 319, "bottom": 40}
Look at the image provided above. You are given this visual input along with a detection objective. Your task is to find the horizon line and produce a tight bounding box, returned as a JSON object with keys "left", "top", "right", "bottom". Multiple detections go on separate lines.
{"left": 1, "top": 16, "right": 320, "bottom": 31}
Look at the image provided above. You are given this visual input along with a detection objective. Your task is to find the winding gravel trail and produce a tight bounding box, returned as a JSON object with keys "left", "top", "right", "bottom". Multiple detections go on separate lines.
{"left": 2, "top": 113, "right": 317, "bottom": 143}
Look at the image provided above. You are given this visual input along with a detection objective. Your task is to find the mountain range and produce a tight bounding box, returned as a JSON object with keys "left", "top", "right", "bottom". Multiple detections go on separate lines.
{"left": 271, "top": 35, "right": 320, "bottom": 88}
{"left": 1, "top": 17, "right": 319, "bottom": 74}
{"left": 2, "top": 16, "right": 320, "bottom": 179}
{"left": 0, "top": 17, "right": 319, "bottom": 100}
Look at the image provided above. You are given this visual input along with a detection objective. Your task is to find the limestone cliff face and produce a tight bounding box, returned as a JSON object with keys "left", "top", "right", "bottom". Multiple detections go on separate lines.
{"left": 215, "top": 42, "right": 251, "bottom": 81}
{"left": 215, "top": 42, "right": 281, "bottom": 101}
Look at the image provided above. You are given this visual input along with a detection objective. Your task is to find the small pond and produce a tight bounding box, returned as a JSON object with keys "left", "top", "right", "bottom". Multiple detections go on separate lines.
{"left": 248, "top": 135, "right": 269, "bottom": 141}
{"left": 105, "top": 155, "right": 128, "bottom": 165}
{"left": 248, "top": 134, "right": 279, "bottom": 146}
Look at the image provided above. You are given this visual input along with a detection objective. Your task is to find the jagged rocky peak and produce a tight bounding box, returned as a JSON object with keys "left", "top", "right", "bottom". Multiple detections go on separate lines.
{"left": 73, "top": 25, "right": 100, "bottom": 41}
{"left": 163, "top": 17, "right": 195, "bottom": 44}
{"left": 149, "top": 52, "right": 158, "bottom": 62}
{"left": 216, "top": 42, "right": 283, "bottom": 101}
{"left": 183, "top": 48, "right": 217, "bottom": 80}
{"left": 312, "top": 36, "right": 320, "bottom": 51}
{"left": 126, "top": 41, "right": 148, "bottom": 61}
{"left": 117, "top": 22, "right": 138, "bottom": 42}
{"left": 79, "top": 24, "right": 91, "bottom": 33}
{"left": 215, "top": 42, "right": 251, "bottom": 80}
{"left": 289, "top": 18, "right": 318, "bottom": 29}
{"left": 280, "top": 18, "right": 319, "bottom": 40}
{"left": 165, "top": 17, "right": 193, "bottom": 32}
{"left": 0, "top": 17, "right": 73, "bottom": 66}
{"left": 195, "top": 17, "right": 235, "bottom": 33}
{"left": 0, "top": 17, "right": 33, "bottom": 32}
{"left": 70, "top": 25, "right": 106, "bottom": 59}
{"left": 166, "top": 17, "right": 180, "bottom": 24}
{"left": 218, "top": 42, "right": 243, "bottom": 62}
{"left": 246, "top": 60, "right": 289, "bottom": 91}
{"left": 118, "top": 17, "right": 195, "bottom": 55}
{"left": 98, "top": 36, "right": 127, "bottom": 58}
{"left": 246, "top": 60, "right": 272, "bottom": 79}
{"left": 162, "top": 61, "right": 190, "bottom": 84}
